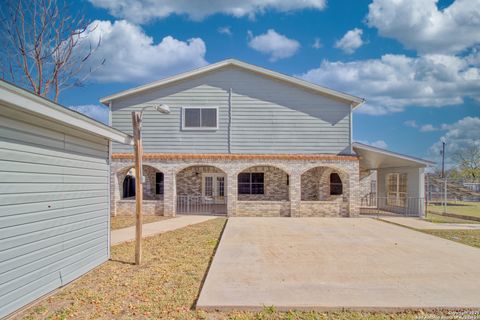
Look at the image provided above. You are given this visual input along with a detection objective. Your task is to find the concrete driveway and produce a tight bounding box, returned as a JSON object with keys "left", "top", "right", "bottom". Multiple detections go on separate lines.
{"left": 197, "top": 217, "right": 480, "bottom": 311}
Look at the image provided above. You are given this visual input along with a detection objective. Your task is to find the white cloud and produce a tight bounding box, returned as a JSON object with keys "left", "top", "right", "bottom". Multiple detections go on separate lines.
{"left": 335, "top": 28, "right": 364, "bottom": 54}
{"left": 404, "top": 120, "right": 418, "bottom": 128}
{"left": 299, "top": 52, "right": 480, "bottom": 115}
{"left": 419, "top": 124, "right": 437, "bottom": 132}
{"left": 366, "top": 0, "right": 480, "bottom": 54}
{"left": 218, "top": 26, "right": 232, "bottom": 36}
{"left": 68, "top": 104, "right": 109, "bottom": 124}
{"left": 77, "top": 20, "right": 207, "bottom": 83}
{"left": 429, "top": 117, "right": 480, "bottom": 166}
{"left": 358, "top": 140, "right": 388, "bottom": 149}
{"left": 248, "top": 29, "right": 300, "bottom": 61}
{"left": 312, "top": 37, "right": 322, "bottom": 49}
{"left": 404, "top": 120, "right": 460, "bottom": 132}
{"left": 89, "top": 0, "right": 326, "bottom": 23}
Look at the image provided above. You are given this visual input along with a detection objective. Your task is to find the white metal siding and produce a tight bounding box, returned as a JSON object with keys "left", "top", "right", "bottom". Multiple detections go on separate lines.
{"left": 0, "top": 105, "right": 110, "bottom": 318}
{"left": 111, "top": 66, "right": 352, "bottom": 154}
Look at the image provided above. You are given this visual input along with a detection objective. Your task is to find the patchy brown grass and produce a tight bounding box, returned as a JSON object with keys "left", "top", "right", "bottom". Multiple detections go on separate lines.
{"left": 422, "top": 229, "right": 480, "bottom": 249}
{"left": 427, "top": 201, "right": 480, "bottom": 218}
{"left": 15, "top": 218, "right": 467, "bottom": 320}
{"left": 110, "top": 215, "right": 170, "bottom": 230}
{"left": 424, "top": 212, "right": 479, "bottom": 224}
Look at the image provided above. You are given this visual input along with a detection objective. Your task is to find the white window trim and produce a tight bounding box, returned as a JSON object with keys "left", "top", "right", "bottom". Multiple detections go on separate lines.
{"left": 386, "top": 173, "right": 407, "bottom": 207}
{"left": 181, "top": 106, "right": 219, "bottom": 131}
{"left": 202, "top": 173, "right": 227, "bottom": 204}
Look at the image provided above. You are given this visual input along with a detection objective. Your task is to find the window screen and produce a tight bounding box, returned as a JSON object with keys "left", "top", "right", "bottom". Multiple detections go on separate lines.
{"left": 386, "top": 173, "right": 407, "bottom": 207}
{"left": 183, "top": 108, "right": 217, "bottom": 129}
{"left": 238, "top": 172, "right": 264, "bottom": 195}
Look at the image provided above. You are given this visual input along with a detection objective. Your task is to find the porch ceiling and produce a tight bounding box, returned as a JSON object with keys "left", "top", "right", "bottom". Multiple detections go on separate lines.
{"left": 353, "top": 142, "right": 435, "bottom": 170}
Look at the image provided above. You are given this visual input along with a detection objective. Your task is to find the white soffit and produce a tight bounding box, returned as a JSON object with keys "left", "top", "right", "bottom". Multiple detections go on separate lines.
{"left": 353, "top": 142, "right": 435, "bottom": 169}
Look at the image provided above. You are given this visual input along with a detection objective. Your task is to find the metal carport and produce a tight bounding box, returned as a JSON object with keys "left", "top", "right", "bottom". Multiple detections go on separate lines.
{"left": 353, "top": 142, "right": 434, "bottom": 217}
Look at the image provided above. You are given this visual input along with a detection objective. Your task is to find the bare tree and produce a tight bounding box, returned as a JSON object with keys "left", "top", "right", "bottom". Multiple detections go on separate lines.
{"left": 453, "top": 144, "right": 480, "bottom": 181}
{"left": 0, "top": 0, "right": 103, "bottom": 102}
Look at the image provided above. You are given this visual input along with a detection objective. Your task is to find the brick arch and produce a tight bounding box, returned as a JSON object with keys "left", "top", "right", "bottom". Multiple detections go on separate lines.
{"left": 234, "top": 163, "right": 292, "bottom": 177}
{"left": 299, "top": 164, "right": 350, "bottom": 177}
{"left": 236, "top": 164, "right": 290, "bottom": 201}
{"left": 116, "top": 164, "right": 164, "bottom": 200}
{"left": 174, "top": 163, "right": 228, "bottom": 175}
{"left": 175, "top": 164, "right": 227, "bottom": 197}
{"left": 301, "top": 166, "right": 350, "bottom": 201}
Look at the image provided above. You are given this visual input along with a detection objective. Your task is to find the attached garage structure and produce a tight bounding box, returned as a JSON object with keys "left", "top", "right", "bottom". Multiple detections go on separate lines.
{"left": 0, "top": 80, "right": 131, "bottom": 318}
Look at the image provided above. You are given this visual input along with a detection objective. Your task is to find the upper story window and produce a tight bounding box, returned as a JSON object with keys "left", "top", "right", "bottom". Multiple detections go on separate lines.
{"left": 182, "top": 107, "right": 218, "bottom": 130}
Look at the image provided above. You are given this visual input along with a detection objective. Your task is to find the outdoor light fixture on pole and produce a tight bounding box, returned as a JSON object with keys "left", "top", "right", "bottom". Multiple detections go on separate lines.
{"left": 132, "top": 104, "right": 170, "bottom": 265}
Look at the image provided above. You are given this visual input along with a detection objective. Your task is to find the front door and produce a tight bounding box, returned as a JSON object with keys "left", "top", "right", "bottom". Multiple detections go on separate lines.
{"left": 202, "top": 174, "right": 226, "bottom": 204}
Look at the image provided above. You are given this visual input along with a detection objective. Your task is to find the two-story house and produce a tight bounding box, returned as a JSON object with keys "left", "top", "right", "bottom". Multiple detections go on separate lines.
{"left": 102, "top": 59, "right": 432, "bottom": 218}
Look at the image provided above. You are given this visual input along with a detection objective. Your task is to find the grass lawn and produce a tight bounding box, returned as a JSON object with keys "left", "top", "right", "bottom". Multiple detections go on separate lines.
{"left": 110, "top": 215, "right": 170, "bottom": 230}
{"left": 422, "top": 229, "right": 480, "bottom": 249}
{"left": 13, "top": 218, "right": 453, "bottom": 320}
{"left": 424, "top": 212, "right": 480, "bottom": 224}
{"left": 427, "top": 201, "right": 480, "bottom": 218}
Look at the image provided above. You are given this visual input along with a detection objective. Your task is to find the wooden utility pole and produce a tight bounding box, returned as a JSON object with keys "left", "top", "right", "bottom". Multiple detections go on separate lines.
{"left": 132, "top": 112, "right": 143, "bottom": 265}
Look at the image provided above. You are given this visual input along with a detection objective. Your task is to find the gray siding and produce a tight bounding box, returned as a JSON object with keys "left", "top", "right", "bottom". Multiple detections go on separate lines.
{"left": 111, "top": 66, "right": 351, "bottom": 154}
{"left": 0, "top": 106, "right": 110, "bottom": 318}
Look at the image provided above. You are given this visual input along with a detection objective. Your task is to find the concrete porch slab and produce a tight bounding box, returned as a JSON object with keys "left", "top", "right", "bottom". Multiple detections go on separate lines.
{"left": 197, "top": 217, "right": 480, "bottom": 311}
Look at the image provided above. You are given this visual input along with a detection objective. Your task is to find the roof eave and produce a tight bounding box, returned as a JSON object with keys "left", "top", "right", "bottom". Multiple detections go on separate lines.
{"left": 352, "top": 142, "right": 435, "bottom": 167}
{"left": 0, "top": 80, "right": 133, "bottom": 145}
{"left": 100, "top": 59, "right": 365, "bottom": 107}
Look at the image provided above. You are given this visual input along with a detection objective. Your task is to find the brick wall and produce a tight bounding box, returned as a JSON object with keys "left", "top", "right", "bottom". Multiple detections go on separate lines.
{"left": 237, "top": 165, "right": 289, "bottom": 201}
{"left": 298, "top": 200, "right": 348, "bottom": 217}
{"left": 236, "top": 201, "right": 290, "bottom": 217}
{"left": 110, "top": 156, "right": 360, "bottom": 217}
{"left": 176, "top": 166, "right": 224, "bottom": 196}
{"left": 116, "top": 200, "right": 164, "bottom": 215}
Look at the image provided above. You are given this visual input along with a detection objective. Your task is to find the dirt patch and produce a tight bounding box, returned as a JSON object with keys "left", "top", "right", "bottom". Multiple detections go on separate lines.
{"left": 110, "top": 215, "right": 170, "bottom": 230}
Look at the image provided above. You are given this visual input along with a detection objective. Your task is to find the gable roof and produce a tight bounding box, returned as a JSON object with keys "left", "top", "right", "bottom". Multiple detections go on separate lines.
{"left": 0, "top": 80, "right": 132, "bottom": 145}
{"left": 100, "top": 59, "right": 365, "bottom": 107}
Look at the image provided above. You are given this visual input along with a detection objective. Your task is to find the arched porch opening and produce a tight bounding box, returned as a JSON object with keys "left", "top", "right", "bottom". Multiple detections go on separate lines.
{"left": 236, "top": 165, "right": 290, "bottom": 217}
{"left": 115, "top": 165, "right": 165, "bottom": 216}
{"left": 300, "top": 166, "right": 350, "bottom": 217}
{"left": 175, "top": 165, "right": 227, "bottom": 215}
{"left": 118, "top": 165, "right": 164, "bottom": 200}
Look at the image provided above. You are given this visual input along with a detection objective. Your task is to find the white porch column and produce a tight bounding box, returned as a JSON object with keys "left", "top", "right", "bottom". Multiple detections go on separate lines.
{"left": 418, "top": 167, "right": 426, "bottom": 218}
{"left": 163, "top": 168, "right": 176, "bottom": 217}
{"left": 289, "top": 171, "right": 301, "bottom": 217}
{"left": 227, "top": 172, "right": 237, "bottom": 216}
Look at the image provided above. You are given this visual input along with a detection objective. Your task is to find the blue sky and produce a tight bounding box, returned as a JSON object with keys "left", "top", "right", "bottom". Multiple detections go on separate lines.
{"left": 57, "top": 0, "right": 478, "bottom": 164}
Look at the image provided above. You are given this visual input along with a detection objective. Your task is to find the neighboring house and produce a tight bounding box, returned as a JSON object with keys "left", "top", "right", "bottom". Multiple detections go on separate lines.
{"left": 0, "top": 80, "right": 131, "bottom": 318}
{"left": 102, "top": 59, "right": 433, "bottom": 218}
